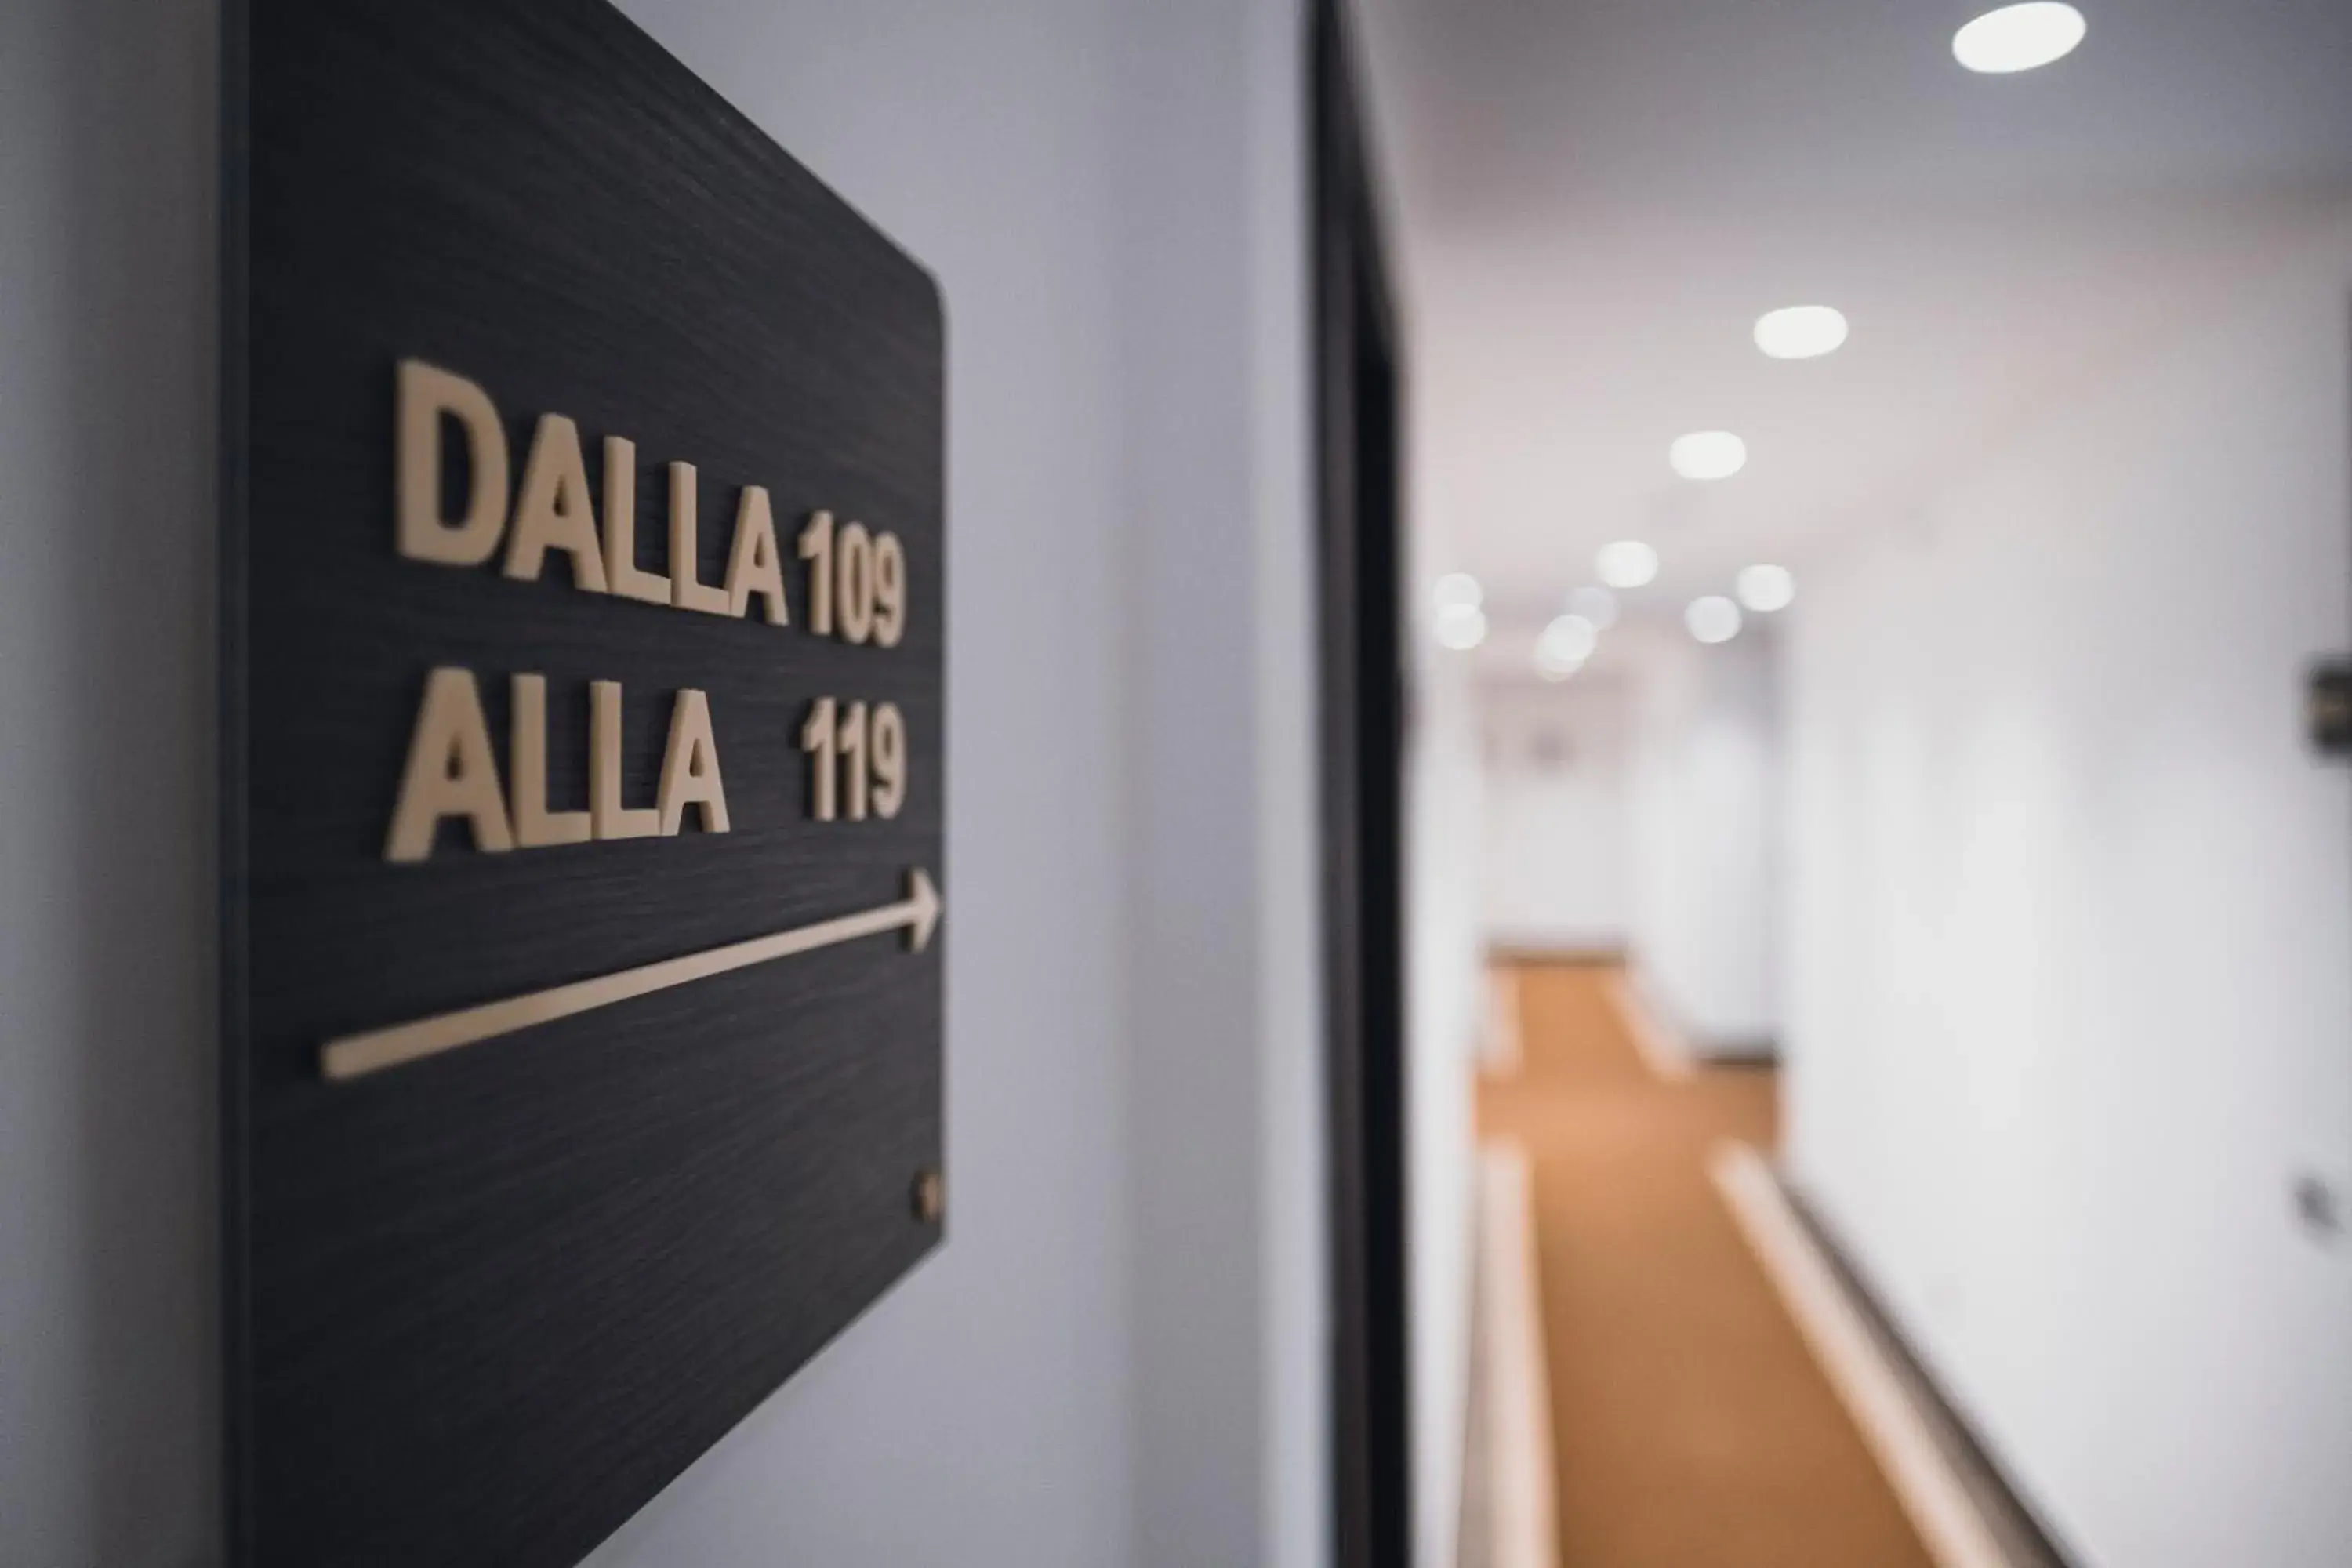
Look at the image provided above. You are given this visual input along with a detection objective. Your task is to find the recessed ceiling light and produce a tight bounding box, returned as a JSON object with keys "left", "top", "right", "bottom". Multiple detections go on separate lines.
{"left": 1538, "top": 614, "right": 1599, "bottom": 670}
{"left": 1736, "top": 564, "right": 1796, "bottom": 612}
{"left": 1434, "top": 602, "right": 1487, "bottom": 651}
{"left": 1536, "top": 614, "right": 1595, "bottom": 680}
{"left": 1953, "top": 3, "right": 2086, "bottom": 74}
{"left": 1434, "top": 572, "right": 1483, "bottom": 611}
{"left": 1686, "top": 595, "right": 1743, "bottom": 644}
{"left": 1595, "top": 540, "right": 1660, "bottom": 589}
{"left": 1569, "top": 584, "right": 1619, "bottom": 630}
{"left": 1753, "top": 305, "right": 1849, "bottom": 361}
{"left": 1669, "top": 430, "right": 1747, "bottom": 481}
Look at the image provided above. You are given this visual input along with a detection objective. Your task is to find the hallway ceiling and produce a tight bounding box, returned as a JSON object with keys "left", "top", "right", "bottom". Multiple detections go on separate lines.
{"left": 1357, "top": 0, "right": 2352, "bottom": 624}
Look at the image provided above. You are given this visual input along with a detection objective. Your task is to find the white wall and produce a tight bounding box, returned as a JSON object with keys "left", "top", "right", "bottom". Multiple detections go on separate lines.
{"left": 0, "top": 2, "right": 1326, "bottom": 1566}
{"left": 0, "top": 3, "right": 220, "bottom": 1564}
{"left": 1470, "top": 622, "right": 1780, "bottom": 1055}
{"left": 1783, "top": 226, "right": 2352, "bottom": 1568}
{"left": 1479, "top": 677, "right": 1633, "bottom": 954}
{"left": 1109, "top": 3, "right": 1326, "bottom": 1565}
{"left": 1407, "top": 615, "right": 1483, "bottom": 1568}
{"left": 1627, "top": 626, "right": 1780, "bottom": 1054}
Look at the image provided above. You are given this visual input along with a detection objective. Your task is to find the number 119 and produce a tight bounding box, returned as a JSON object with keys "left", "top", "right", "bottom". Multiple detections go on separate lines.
{"left": 801, "top": 697, "right": 906, "bottom": 822}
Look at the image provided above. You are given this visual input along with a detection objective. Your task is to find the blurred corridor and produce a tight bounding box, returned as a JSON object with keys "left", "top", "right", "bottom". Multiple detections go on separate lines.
{"left": 1480, "top": 963, "right": 1926, "bottom": 1568}
{"left": 1387, "top": 5, "right": 2352, "bottom": 1566}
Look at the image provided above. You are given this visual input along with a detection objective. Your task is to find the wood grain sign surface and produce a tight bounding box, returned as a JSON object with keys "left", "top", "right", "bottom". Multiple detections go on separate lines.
{"left": 221, "top": 3, "right": 945, "bottom": 1563}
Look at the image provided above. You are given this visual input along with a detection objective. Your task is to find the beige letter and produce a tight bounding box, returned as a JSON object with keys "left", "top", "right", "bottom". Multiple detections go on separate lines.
{"left": 724, "top": 486, "right": 789, "bottom": 625}
{"left": 590, "top": 680, "right": 660, "bottom": 840}
{"left": 509, "top": 673, "right": 591, "bottom": 848}
{"left": 667, "top": 463, "right": 730, "bottom": 615}
{"left": 385, "top": 667, "right": 514, "bottom": 862}
{"left": 871, "top": 532, "right": 906, "bottom": 648}
{"left": 600, "top": 435, "right": 673, "bottom": 606}
{"left": 505, "top": 414, "right": 610, "bottom": 592}
{"left": 656, "top": 689, "right": 731, "bottom": 835}
{"left": 396, "top": 360, "right": 509, "bottom": 565}
{"left": 835, "top": 521, "right": 875, "bottom": 644}
{"left": 798, "top": 510, "right": 835, "bottom": 635}
{"left": 870, "top": 700, "right": 906, "bottom": 819}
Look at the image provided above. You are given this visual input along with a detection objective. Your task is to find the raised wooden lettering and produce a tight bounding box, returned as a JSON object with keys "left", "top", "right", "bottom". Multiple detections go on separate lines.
{"left": 656, "top": 689, "right": 730, "bottom": 835}
{"left": 724, "top": 486, "right": 789, "bottom": 625}
{"left": 395, "top": 360, "right": 509, "bottom": 566}
{"left": 385, "top": 667, "right": 514, "bottom": 862}
{"left": 590, "top": 680, "right": 661, "bottom": 840}
{"left": 510, "top": 673, "right": 592, "bottom": 848}
{"left": 667, "top": 463, "right": 729, "bottom": 615}
{"left": 505, "top": 414, "right": 610, "bottom": 592}
{"left": 601, "top": 435, "right": 673, "bottom": 605}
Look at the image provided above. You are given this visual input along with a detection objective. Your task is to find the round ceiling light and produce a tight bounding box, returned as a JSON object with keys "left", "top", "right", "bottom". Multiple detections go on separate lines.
{"left": 1668, "top": 430, "right": 1748, "bottom": 481}
{"left": 1538, "top": 613, "right": 1599, "bottom": 670}
{"left": 1686, "top": 595, "right": 1743, "bottom": 644}
{"left": 1434, "top": 602, "right": 1487, "bottom": 651}
{"left": 1595, "top": 540, "right": 1660, "bottom": 589}
{"left": 1433, "top": 572, "right": 1483, "bottom": 612}
{"left": 1736, "top": 564, "right": 1796, "bottom": 612}
{"left": 1953, "top": 3, "right": 2086, "bottom": 74}
{"left": 1753, "top": 305, "right": 1849, "bottom": 361}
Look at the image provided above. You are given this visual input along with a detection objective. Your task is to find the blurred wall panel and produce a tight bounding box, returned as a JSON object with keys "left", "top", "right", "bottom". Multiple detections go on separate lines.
{"left": 1481, "top": 679, "right": 1633, "bottom": 957}
{"left": 0, "top": 2, "right": 220, "bottom": 1565}
{"left": 1630, "top": 629, "right": 1781, "bottom": 1057}
{"left": 1783, "top": 223, "right": 2352, "bottom": 1568}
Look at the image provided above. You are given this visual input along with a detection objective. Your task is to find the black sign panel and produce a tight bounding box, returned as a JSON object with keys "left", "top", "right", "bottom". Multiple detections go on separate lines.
{"left": 222, "top": 3, "right": 944, "bottom": 1563}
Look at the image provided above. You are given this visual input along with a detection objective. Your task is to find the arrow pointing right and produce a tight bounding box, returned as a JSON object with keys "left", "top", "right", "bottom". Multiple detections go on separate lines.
{"left": 321, "top": 867, "right": 943, "bottom": 1082}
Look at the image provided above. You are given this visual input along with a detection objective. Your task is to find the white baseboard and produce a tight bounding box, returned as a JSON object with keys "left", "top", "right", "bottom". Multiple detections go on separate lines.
{"left": 1483, "top": 966, "right": 1523, "bottom": 1076}
{"left": 1601, "top": 971, "right": 1696, "bottom": 1082}
{"left": 1710, "top": 1142, "right": 2014, "bottom": 1568}
{"left": 1463, "top": 1141, "right": 1559, "bottom": 1568}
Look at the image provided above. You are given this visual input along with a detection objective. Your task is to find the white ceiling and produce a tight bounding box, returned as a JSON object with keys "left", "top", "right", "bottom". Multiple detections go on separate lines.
{"left": 1356, "top": 0, "right": 2352, "bottom": 626}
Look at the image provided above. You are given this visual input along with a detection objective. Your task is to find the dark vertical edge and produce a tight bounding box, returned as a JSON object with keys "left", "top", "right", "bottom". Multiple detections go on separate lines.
{"left": 218, "top": 0, "right": 252, "bottom": 1561}
{"left": 1309, "top": 2, "right": 1367, "bottom": 1556}
{"left": 1311, "top": 2, "right": 1411, "bottom": 1563}
{"left": 925, "top": 266, "right": 952, "bottom": 1236}
{"left": 1353, "top": 243, "right": 1411, "bottom": 1568}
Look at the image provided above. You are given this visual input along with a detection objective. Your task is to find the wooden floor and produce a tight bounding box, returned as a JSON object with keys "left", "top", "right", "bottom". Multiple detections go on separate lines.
{"left": 1478, "top": 963, "right": 1935, "bottom": 1568}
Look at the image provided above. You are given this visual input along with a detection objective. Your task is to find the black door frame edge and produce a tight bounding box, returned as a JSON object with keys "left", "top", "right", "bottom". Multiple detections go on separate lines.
{"left": 1311, "top": 2, "right": 1412, "bottom": 1563}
